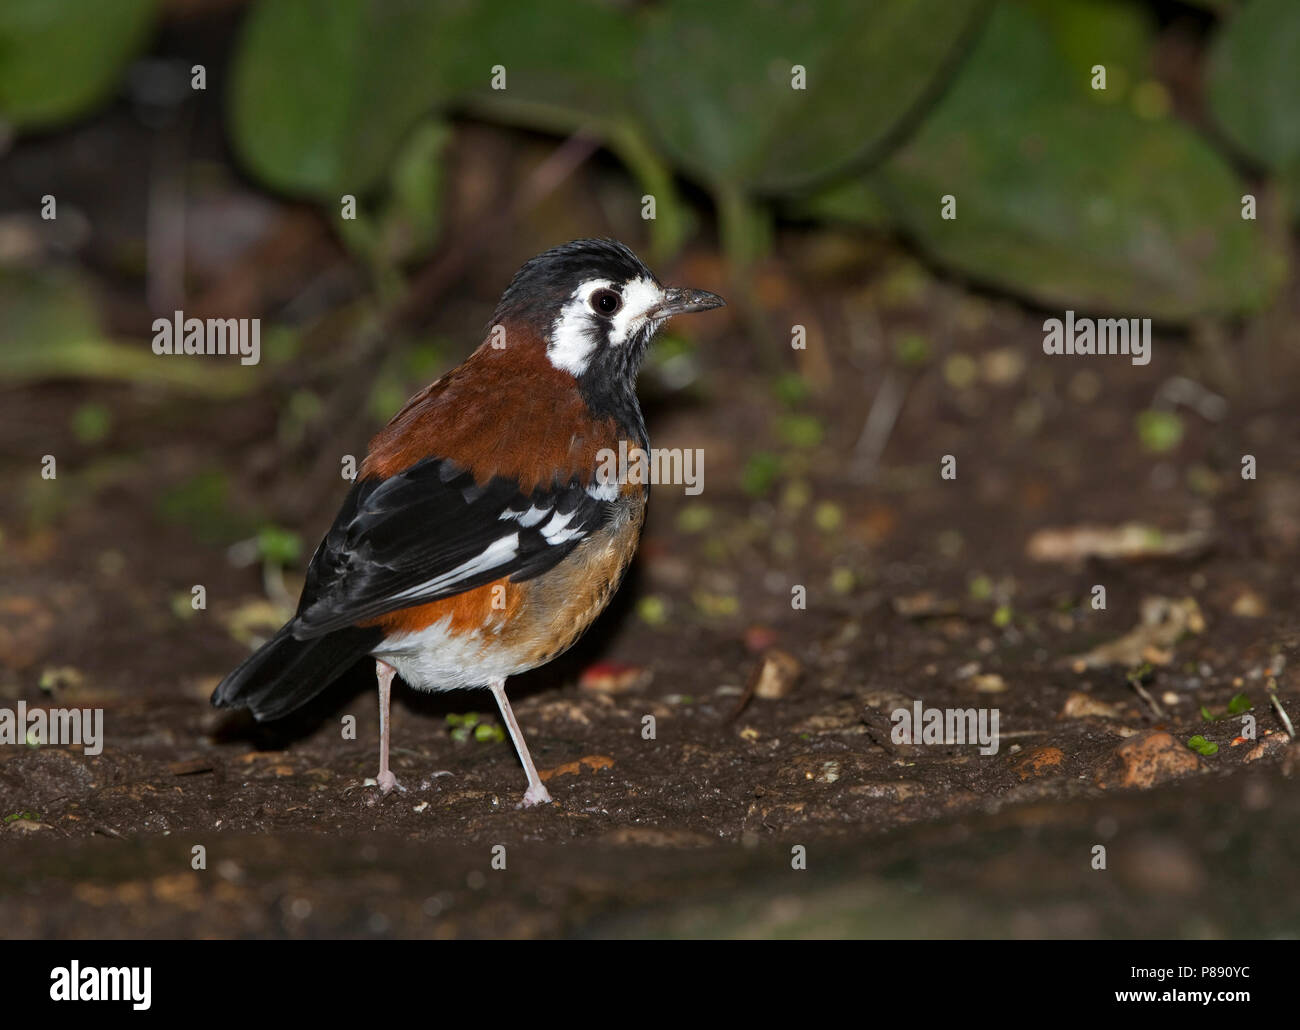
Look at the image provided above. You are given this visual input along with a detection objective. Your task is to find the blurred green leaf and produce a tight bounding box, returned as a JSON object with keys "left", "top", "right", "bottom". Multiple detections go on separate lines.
{"left": 893, "top": 332, "right": 932, "bottom": 367}
{"left": 0, "top": 269, "right": 255, "bottom": 395}
{"left": 157, "top": 470, "right": 244, "bottom": 543}
{"left": 382, "top": 119, "right": 452, "bottom": 263}
{"left": 776, "top": 414, "right": 824, "bottom": 448}
{"left": 0, "top": 0, "right": 157, "bottom": 129}
{"left": 256, "top": 525, "right": 302, "bottom": 567}
{"left": 742, "top": 452, "right": 782, "bottom": 496}
{"left": 1022, "top": 0, "right": 1154, "bottom": 100}
{"left": 772, "top": 373, "right": 810, "bottom": 407}
{"left": 473, "top": 722, "right": 505, "bottom": 743}
{"left": 453, "top": 0, "right": 638, "bottom": 130}
{"left": 229, "top": 0, "right": 462, "bottom": 198}
{"left": 447, "top": 1, "right": 687, "bottom": 259}
{"left": 71, "top": 403, "right": 112, "bottom": 444}
{"left": 849, "top": 1, "right": 1280, "bottom": 320}
{"left": 794, "top": 178, "right": 893, "bottom": 228}
{"left": 1136, "top": 410, "right": 1184, "bottom": 453}
{"left": 1208, "top": 0, "right": 1300, "bottom": 184}
{"left": 637, "top": 0, "right": 985, "bottom": 194}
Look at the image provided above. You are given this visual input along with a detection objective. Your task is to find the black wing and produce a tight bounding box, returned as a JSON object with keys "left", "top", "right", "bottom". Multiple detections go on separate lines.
{"left": 292, "top": 456, "right": 616, "bottom": 639}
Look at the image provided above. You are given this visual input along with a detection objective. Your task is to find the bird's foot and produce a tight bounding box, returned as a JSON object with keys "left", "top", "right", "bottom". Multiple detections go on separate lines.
{"left": 518, "top": 782, "right": 553, "bottom": 808}
{"left": 377, "top": 770, "right": 405, "bottom": 794}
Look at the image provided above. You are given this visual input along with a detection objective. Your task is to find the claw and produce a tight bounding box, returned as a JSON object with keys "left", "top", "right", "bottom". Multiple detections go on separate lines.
{"left": 518, "top": 782, "right": 553, "bottom": 808}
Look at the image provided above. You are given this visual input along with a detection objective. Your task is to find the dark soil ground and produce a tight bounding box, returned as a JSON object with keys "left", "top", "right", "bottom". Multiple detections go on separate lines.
{"left": 2, "top": 68, "right": 1299, "bottom": 938}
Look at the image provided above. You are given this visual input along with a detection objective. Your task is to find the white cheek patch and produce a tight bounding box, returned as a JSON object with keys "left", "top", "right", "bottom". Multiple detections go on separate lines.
{"left": 546, "top": 275, "right": 666, "bottom": 375}
{"left": 547, "top": 278, "right": 612, "bottom": 376}
{"left": 608, "top": 276, "right": 664, "bottom": 347}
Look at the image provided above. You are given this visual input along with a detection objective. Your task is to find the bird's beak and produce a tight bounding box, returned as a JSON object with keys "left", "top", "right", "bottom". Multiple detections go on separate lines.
{"left": 653, "top": 287, "right": 726, "bottom": 318}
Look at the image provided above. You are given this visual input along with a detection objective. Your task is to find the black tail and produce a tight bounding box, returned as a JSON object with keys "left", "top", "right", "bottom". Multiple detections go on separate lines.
{"left": 211, "top": 621, "right": 384, "bottom": 721}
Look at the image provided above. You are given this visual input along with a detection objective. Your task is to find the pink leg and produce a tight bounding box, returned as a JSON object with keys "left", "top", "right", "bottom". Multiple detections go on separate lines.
{"left": 375, "top": 660, "right": 403, "bottom": 793}
{"left": 489, "top": 679, "right": 552, "bottom": 807}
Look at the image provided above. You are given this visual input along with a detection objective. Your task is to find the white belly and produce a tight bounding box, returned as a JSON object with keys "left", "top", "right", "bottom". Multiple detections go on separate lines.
{"left": 371, "top": 616, "right": 531, "bottom": 691}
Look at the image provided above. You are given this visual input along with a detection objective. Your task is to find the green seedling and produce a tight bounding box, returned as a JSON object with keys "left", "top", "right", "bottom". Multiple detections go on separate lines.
{"left": 1200, "top": 693, "right": 1252, "bottom": 722}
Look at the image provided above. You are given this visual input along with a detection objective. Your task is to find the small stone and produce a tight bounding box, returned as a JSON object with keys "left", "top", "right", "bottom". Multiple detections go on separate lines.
{"left": 972, "top": 673, "right": 1007, "bottom": 693}
{"left": 1243, "top": 732, "right": 1290, "bottom": 764}
{"left": 1012, "top": 745, "right": 1065, "bottom": 781}
{"left": 1061, "top": 692, "right": 1123, "bottom": 720}
{"left": 1095, "top": 730, "right": 1200, "bottom": 789}
{"left": 538, "top": 754, "right": 614, "bottom": 782}
{"left": 7, "top": 819, "right": 52, "bottom": 833}
{"left": 816, "top": 761, "right": 840, "bottom": 784}
{"left": 578, "top": 661, "right": 652, "bottom": 695}
{"left": 753, "top": 649, "right": 801, "bottom": 700}
{"left": 1230, "top": 588, "right": 1267, "bottom": 618}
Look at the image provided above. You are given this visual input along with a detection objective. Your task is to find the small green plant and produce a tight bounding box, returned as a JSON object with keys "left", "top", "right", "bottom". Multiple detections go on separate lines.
{"left": 1200, "top": 693, "right": 1252, "bottom": 722}
{"left": 1186, "top": 735, "right": 1218, "bottom": 757}
{"left": 256, "top": 525, "right": 302, "bottom": 566}
{"left": 4, "top": 811, "right": 40, "bottom": 823}
{"left": 1126, "top": 662, "right": 1155, "bottom": 686}
{"left": 445, "top": 713, "right": 505, "bottom": 744}
{"left": 775, "top": 414, "right": 824, "bottom": 448}
{"left": 741, "top": 452, "right": 782, "bottom": 496}
{"left": 1136, "top": 410, "right": 1184, "bottom": 453}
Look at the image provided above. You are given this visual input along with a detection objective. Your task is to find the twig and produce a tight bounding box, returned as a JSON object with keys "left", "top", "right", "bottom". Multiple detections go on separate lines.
{"left": 1270, "top": 692, "right": 1296, "bottom": 740}
{"left": 1127, "top": 676, "right": 1165, "bottom": 720}
{"left": 727, "top": 662, "right": 764, "bottom": 723}
{"left": 853, "top": 367, "right": 909, "bottom": 482}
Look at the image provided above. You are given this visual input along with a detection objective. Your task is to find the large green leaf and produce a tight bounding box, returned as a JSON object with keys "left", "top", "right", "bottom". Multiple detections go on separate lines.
{"left": 445, "top": 0, "right": 685, "bottom": 261}
{"left": 1208, "top": 0, "right": 1300, "bottom": 175}
{"left": 636, "top": 0, "right": 986, "bottom": 195}
{"left": 1022, "top": 0, "right": 1154, "bottom": 99}
{"left": 229, "top": 0, "right": 469, "bottom": 199}
{"left": 0, "top": 269, "right": 255, "bottom": 395}
{"left": 452, "top": 0, "right": 638, "bottom": 133}
{"left": 0, "top": 0, "right": 157, "bottom": 129}
{"left": 826, "top": 2, "right": 1277, "bottom": 320}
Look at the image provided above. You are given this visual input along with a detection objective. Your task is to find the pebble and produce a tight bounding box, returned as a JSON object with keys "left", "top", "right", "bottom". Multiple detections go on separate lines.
{"left": 1012, "top": 746, "right": 1065, "bottom": 781}
{"left": 1061, "top": 691, "right": 1124, "bottom": 720}
{"left": 1095, "top": 731, "right": 1200, "bottom": 789}
{"left": 578, "top": 661, "right": 652, "bottom": 695}
{"left": 1230, "top": 589, "right": 1268, "bottom": 618}
{"left": 754, "top": 649, "right": 801, "bottom": 700}
{"left": 1243, "top": 732, "right": 1290, "bottom": 764}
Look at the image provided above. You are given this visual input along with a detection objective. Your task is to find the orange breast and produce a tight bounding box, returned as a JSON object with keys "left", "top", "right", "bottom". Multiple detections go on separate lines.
{"left": 359, "top": 576, "right": 525, "bottom": 636}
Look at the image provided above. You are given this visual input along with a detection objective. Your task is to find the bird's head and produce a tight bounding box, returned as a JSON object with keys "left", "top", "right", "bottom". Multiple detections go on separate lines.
{"left": 491, "top": 238, "right": 725, "bottom": 391}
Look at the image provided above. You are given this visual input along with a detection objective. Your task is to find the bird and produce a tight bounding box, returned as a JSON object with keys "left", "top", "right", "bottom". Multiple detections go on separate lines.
{"left": 211, "top": 238, "right": 725, "bottom": 806}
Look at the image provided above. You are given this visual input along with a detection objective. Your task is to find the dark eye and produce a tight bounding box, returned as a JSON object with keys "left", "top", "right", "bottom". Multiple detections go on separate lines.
{"left": 590, "top": 288, "right": 622, "bottom": 316}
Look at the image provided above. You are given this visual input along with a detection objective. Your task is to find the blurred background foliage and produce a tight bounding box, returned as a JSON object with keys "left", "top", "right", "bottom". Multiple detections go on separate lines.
{"left": 0, "top": 0, "right": 1294, "bottom": 387}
